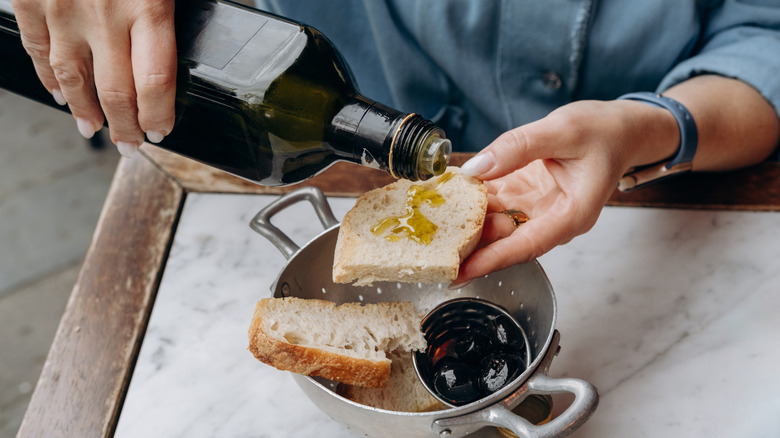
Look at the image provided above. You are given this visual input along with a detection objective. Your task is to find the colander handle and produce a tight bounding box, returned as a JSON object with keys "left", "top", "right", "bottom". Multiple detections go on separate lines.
{"left": 497, "top": 374, "right": 598, "bottom": 438}
{"left": 249, "top": 187, "right": 339, "bottom": 260}
{"left": 433, "top": 374, "right": 598, "bottom": 438}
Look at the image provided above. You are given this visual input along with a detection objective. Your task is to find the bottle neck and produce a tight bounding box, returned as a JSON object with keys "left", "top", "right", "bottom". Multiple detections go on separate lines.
{"left": 327, "top": 95, "right": 451, "bottom": 181}
{"left": 390, "top": 114, "right": 451, "bottom": 181}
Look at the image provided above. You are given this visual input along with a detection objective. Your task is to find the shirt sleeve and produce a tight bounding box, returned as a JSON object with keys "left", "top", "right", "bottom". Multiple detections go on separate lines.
{"left": 657, "top": 0, "right": 780, "bottom": 116}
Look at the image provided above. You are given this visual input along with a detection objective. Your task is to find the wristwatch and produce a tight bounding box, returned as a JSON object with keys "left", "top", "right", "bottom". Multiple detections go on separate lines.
{"left": 617, "top": 92, "right": 698, "bottom": 192}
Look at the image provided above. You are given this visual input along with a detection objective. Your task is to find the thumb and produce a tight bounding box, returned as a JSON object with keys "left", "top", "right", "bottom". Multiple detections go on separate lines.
{"left": 460, "top": 126, "right": 540, "bottom": 180}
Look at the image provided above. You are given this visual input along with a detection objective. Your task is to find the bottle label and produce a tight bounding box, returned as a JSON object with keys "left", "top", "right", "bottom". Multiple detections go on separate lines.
{"left": 178, "top": 1, "right": 268, "bottom": 70}
{"left": 177, "top": 0, "right": 304, "bottom": 86}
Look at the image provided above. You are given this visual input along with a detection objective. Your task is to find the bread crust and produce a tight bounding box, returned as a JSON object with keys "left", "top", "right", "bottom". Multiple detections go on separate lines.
{"left": 248, "top": 299, "right": 395, "bottom": 388}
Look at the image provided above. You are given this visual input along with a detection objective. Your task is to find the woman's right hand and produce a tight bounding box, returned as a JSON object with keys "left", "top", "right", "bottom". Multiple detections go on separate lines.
{"left": 11, "top": 0, "right": 177, "bottom": 156}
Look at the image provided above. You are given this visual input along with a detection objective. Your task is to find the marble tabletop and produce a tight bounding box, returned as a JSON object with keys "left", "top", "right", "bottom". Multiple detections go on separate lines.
{"left": 114, "top": 191, "right": 780, "bottom": 438}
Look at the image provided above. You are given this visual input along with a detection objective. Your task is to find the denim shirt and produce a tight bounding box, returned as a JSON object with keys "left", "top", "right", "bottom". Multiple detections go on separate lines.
{"left": 255, "top": 0, "right": 780, "bottom": 152}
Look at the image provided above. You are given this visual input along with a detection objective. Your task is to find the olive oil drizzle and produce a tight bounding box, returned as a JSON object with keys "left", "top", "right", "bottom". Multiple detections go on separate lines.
{"left": 371, "top": 171, "right": 454, "bottom": 244}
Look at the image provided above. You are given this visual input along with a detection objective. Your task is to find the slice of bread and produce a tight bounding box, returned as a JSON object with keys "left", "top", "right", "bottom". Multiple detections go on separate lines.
{"left": 333, "top": 167, "right": 487, "bottom": 286}
{"left": 337, "top": 351, "right": 445, "bottom": 412}
{"left": 248, "top": 297, "right": 426, "bottom": 388}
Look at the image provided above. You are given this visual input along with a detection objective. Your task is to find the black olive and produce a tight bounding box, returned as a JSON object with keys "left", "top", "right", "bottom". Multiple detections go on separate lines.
{"left": 477, "top": 352, "right": 526, "bottom": 395}
{"left": 432, "top": 358, "right": 481, "bottom": 405}
{"left": 428, "top": 338, "right": 455, "bottom": 367}
{"left": 451, "top": 332, "right": 493, "bottom": 365}
{"left": 490, "top": 314, "right": 524, "bottom": 349}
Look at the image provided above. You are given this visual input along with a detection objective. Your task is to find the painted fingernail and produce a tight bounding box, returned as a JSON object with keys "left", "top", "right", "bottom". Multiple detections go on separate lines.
{"left": 460, "top": 152, "right": 494, "bottom": 177}
{"left": 116, "top": 141, "right": 139, "bottom": 158}
{"left": 76, "top": 118, "right": 98, "bottom": 139}
{"left": 145, "top": 130, "right": 165, "bottom": 144}
{"left": 52, "top": 88, "right": 67, "bottom": 106}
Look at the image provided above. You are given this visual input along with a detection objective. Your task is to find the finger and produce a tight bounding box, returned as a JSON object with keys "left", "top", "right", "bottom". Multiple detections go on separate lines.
{"left": 92, "top": 29, "right": 145, "bottom": 154}
{"left": 12, "top": 2, "right": 62, "bottom": 102}
{"left": 456, "top": 213, "right": 568, "bottom": 284}
{"left": 460, "top": 129, "right": 537, "bottom": 180}
{"left": 450, "top": 212, "right": 517, "bottom": 288}
{"left": 47, "top": 34, "right": 105, "bottom": 138}
{"left": 461, "top": 115, "right": 573, "bottom": 180}
{"left": 42, "top": 0, "right": 107, "bottom": 138}
{"left": 456, "top": 187, "right": 591, "bottom": 283}
{"left": 131, "top": 2, "right": 177, "bottom": 143}
{"left": 485, "top": 192, "right": 508, "bottom": 213}
{"left": 476, "top": 212, "right": 519, "bottom": 250}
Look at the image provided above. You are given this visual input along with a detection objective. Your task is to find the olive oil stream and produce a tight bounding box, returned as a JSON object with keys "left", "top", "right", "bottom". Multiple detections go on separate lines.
{"left": 371, "top": 171, "right": 455, "bottom": 244}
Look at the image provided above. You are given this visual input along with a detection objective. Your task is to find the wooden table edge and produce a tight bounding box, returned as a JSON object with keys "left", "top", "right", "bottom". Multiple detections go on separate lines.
{"left": 142, "top": 145, "right": 780, "bottom": 210}
{"left": 18, "top": 146, "right": 780, "bottom": 437}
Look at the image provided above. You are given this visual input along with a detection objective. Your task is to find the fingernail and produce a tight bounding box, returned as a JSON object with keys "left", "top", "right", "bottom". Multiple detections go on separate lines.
{"left": 145, "top": 130, "right": 165, "bottom": 144}
{"left": 461, "top": 153, "right": 494, "bottom": 177}
{"left": 116, "top": 141, "right": 139, "bottom": 158}
{"left": 448, "top": 280, "right": 472, "bottom": 290}
{"left": 52, "top": 88, "right": 67, "bottom": 106}
{"left": 76, "top": 118, "right": 97, "bottom": 139}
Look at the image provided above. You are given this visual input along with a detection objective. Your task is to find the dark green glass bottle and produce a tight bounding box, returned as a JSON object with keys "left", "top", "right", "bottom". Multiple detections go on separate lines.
{"left": 0, "top": 0, "right": 451, "bottom": 186}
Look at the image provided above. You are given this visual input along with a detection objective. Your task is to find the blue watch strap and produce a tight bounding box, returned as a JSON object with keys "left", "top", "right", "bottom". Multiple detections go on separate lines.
{"left": 618, "top": 92, "right": 698, "bottom": 169}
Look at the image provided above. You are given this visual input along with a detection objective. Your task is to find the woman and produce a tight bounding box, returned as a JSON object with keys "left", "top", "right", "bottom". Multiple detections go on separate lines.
{"left": 11, "top": 0, "right": 780, "bottom": 284}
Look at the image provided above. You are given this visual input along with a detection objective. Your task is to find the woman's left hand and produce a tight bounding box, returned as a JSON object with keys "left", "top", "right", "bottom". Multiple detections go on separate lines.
{"left": 454, "top": 99, "right": 679, "bottom": 285}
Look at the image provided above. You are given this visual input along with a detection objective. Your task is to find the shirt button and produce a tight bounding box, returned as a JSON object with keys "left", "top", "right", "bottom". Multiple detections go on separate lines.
{"left": 542, "top": 71, "right": 562, "bottom": 90}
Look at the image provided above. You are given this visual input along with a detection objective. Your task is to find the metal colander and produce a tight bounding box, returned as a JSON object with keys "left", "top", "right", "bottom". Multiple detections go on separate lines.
{"left": 249, "top": 187, "right": 598, "bottom": 438}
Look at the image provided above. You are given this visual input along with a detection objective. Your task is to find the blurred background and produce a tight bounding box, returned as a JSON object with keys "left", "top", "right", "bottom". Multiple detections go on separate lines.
{"left": 0, "top": 89, "right": 120, "bottom": 437}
